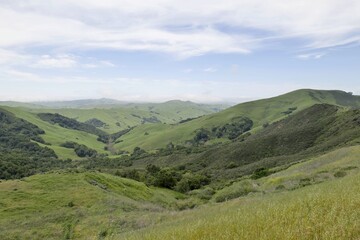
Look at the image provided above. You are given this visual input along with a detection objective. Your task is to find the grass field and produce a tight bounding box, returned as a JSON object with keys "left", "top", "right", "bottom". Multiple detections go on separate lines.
{"left": 1, "top": 144, "right": 359, "bottom": 239}
{"left": 121, "top": 169, "right": 360, "bottom": 240}
{"left": 0, "top": 172, "right": 187, "bottom": 240}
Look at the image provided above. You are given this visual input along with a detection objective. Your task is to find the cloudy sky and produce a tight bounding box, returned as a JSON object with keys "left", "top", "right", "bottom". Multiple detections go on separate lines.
{"left": 0, "top": 0, "right": 359, "bottom": 103}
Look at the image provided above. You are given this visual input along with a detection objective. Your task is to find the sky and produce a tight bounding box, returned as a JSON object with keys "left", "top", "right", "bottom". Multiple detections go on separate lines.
{"left": 0, "top": 0, "right": 359, "bottom": 103}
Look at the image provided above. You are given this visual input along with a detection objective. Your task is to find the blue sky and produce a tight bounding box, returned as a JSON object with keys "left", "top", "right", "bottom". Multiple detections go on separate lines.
{"left": 0, "top": 0, "right": 359, "bottom": 103}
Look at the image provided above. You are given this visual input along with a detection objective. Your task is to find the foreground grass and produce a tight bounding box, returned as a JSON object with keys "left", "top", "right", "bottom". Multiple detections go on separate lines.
{"left": 0, "top": 172, "right": 186, "bottom": 239}
{"left": 1, "top": 145, "right": 359, "bottom": 239}
{"left": 121, "top": 171, "right": 360, "bottom": 240}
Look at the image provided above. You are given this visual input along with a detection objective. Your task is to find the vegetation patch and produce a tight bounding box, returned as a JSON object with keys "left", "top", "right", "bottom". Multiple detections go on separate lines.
{"left": 84, "top": 118, "right": 107, "bottom": 128}
{"left": 38, "top": 113, "right": 107, "bottom": 138}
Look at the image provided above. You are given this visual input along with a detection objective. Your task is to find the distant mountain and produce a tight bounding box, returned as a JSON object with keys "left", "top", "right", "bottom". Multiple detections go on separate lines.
{"left": 31, "top": 98, "right": 128, "bottom": 109}
{"left": 0, "top": 101, "right": 45, "bottom": 109}
{"left": 26, "top": 98, "right": 230, "bottom": 110}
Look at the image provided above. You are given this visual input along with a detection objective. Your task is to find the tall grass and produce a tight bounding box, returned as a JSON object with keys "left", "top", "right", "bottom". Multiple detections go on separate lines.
{"left": 122, "top": 172, "right": 360, "bottom": 240}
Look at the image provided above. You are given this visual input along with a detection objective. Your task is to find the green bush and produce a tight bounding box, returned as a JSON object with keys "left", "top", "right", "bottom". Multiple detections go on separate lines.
{"left": 214, "top": 180, "right": 257, "bottom": 202}
{"left": 251, "top": 168, "right": 270, "bottom": 179}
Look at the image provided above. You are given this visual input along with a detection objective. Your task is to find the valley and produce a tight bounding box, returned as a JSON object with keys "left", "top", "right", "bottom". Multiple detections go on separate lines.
{"left": 1, "top": 89, "right": 360, "bottom": 239}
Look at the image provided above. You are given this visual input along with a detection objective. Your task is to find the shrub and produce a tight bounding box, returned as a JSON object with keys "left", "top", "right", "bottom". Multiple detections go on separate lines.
{"left": 214, "top": 180, "right": 257, "bottom": 202}
{"left": 334, "top": 171, "right": 347, "bottom": 178}
{"left": 153, "top": 168, "right": 181, "bottom": 189}
{"left": 251, "top": 168, "right": 270, "bottom": 179}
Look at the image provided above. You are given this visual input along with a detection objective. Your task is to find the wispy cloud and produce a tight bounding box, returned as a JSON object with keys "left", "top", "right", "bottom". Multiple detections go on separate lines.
{"left": 1, "top": 1, "right": 359, "bottom": 58}
{"left": 297, "top": 52, "right": 327, "bottom": 60}
{"left": 3, "top": 69, "right": 42, "bottom": 82}
{"left": 0, "top": 1, "right": 359, "bottom": 102}
{"left": 31, "top": 55, "right": 78, "bottom": 68}
{"left": 203, "top": 67, "right": 217, "bottom": 73}
{"left": 0, "top": 49, "right": 30, "bottom": 65}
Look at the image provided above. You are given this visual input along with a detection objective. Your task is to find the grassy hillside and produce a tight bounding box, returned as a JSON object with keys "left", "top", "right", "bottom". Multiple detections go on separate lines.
{"left": 1, "top": 89, "right": 358, "bottom": 158}
{"left": 0, "top": 106, "right": 107, "bottom": 159}
{"left": 1, "top": 92, "right": 360, "bottom": 239}
{"left": 128, "top": 104, "right": 360, "bottom": 181}
{"left": 212, "top": 144, "right": 360, "bottom": 202}
{"left": 2, "top": 100, "right": 227, "bottom": 134}
{"left": 122, "top": 170, "right": 360, "bottom": 240}
{"left": 0, "top": 100, "right": 227, "bottom": 159}
{"left": 0, "top": 172, "right": 187, "bottom": 240}
{"left": 113, "top": 89, "right": 360, "bottom": 151}
{"left": 1, "top": 145, "right": 359, "bottom": 239}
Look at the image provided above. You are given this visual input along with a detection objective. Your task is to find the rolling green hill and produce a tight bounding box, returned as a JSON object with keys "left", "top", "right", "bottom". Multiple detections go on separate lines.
{"left": 128, "top": 104, "right": 360, "bottom": 182}
{"left": 1, "top": 145, "right": 359, "bottom": 239}
{"left": 1, "top": 89, "right": 360, "bottom": 239}
{"left": 1, "top": 89, "right": 359, "bottom": 159}
{"left": 0, "top": 101, "right": 226, "bottom": 159}
{"left": 0, "top": 106, "right": 108, "bottom": 159}
{"left": 113, "top": 89, "right": 360, "bottom": 152}
{"left": 27, "top": 100, "right": 227, "bottom": 133}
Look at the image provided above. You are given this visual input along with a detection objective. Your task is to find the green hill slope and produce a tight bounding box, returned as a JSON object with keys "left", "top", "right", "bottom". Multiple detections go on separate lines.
{"left": 0, "top": 100, "right": 224, "bottom": 159}
{"left": 1, "top": 92, "right": 360, "bottom": 239}
{"left": 129, "top": 104, "right": 360, "bottom": 181}
{"left": 1, "top": 89, "right": 358, "bottom": 159}
{"left": 122, "top": 169, "right": 360, "bottom": 240}
{"left": 0, "top": 106, "right": 107, "bottom": 159}
{"left": 1, "top": 100, "right": 227, "bottom": 133}
{"left": 1, "top": 145, "right": 359, "bottom": 239}
{"left": 114, "top": 89, "right": 360, "bottom": 151}
{"left": 0, "top": 172, "right": 186, "bottom": 240}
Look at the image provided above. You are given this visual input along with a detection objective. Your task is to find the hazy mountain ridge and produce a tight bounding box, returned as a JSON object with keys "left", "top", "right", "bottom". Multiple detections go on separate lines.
{"left": 0, "top": 98, "right": 231, "bottom": 110}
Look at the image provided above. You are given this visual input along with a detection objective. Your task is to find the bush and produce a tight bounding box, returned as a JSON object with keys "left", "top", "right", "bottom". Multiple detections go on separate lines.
{"left": 188, "top": 187, "right": 215, "bottom": 200}
{"left": 214, "top": 180, "right": 257, "bottom": 202}
{"left": 175, "top": 172, "right": 210, "bottom": 193}
{"left": 251, "top": 168, "right": 270, "bottom": 179}
{"left": 334, "top": 171, "right": 347, "bottom": 178}
{"left": 153, "top": 168, "right": 180, "bottom": 189}
{"left": 131, "top": 147, "right": 147, "bottom": 159}
{"left": 119, "top": 169, "right": 141, "bottom": 181}
{"left": 74, "top": 144, "right": 97, "bottom": 158}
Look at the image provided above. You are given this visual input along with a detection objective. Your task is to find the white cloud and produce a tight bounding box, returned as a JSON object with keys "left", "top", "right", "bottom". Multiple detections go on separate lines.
{"left": 0, "top": 49, "right": 30, "bottom": 65}
{"left": 3, "top": 69, "right": 42, "bottom": 82}
{"left": 32, "top": 54, "right": 78, "bottom": 68}
{"left": 98, "top": 61, "right": 115, "bottom": 67}
{"left": 1, "top": 1, "right": 359, "bottom": 57}
{"left": 203, "top": 67, "right": 217, "bottom": 73}
{"left": 297, "top": 52, "right": 327, "bottom": 60}
{"left": 183, "top": 68, "right": 193, "bottom": 73}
